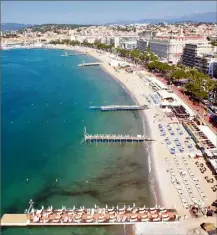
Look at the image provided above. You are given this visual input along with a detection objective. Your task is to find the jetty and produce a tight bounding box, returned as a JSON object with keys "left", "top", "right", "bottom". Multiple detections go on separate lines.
{"left": 61, "top": 52, "right": 87, "bottom": 56}
{"left": 84, "top": 127, "right": 154, "bottom": 143}
{"left": 1, "top": 201, "right": 179, "bottom": 227}
{"left": 78, "top": 61, "right": 102, "bottom": 67}
{"left": 89, "top": 104, "right": 149, "bottom": 111}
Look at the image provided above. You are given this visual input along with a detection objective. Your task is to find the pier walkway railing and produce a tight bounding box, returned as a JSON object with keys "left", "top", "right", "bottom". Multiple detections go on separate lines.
{"left": 1, "top": 202, "right": 179, "bottom": 227}
{"left": 89, "top": 104, "right": 149, "bottom": 111}
{"left": 84, "top": 127, "right": 154, "bottom": 143}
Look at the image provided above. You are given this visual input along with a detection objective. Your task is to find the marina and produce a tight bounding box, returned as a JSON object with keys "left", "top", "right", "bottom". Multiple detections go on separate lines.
{"left": 89, "top": 104, "right": 149, "bottom": 111}
{"left": 1, "top": 202, "right": 179, "bottom": 227}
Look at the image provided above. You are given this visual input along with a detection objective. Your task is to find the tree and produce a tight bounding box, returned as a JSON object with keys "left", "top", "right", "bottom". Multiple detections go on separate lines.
{"left": 211, "top": 41, "right": 217, "bottom": 47}
{"left": 184, "top": 82, "right": 208, "bottom": 100}
{"left": 170, "top": 69, "right": 187, "bottom": 81}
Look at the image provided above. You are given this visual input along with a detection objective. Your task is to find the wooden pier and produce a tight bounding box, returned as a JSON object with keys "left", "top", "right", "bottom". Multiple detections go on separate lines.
{"left": 84, "top": 127, "right": 154, "bottom": 143}
{"left": 62, "top": 52, "right": 87, "bottom": 56}
{"left": 1, "top": 203, "right": 179, "bottom": 227}
{"left": 89, "top": 104, "right": 149, "bottom": 111}
{"left": 78, "top": 62, "right": 102, "bottom": 67}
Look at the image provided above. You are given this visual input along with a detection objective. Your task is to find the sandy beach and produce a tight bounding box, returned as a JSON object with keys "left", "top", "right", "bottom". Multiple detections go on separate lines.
{"left": 32, "top": 44, "right": 217, "bottom": 233}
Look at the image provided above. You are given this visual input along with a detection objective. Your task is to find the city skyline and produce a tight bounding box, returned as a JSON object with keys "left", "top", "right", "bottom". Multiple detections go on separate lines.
{"left": 1, "top": 1, "right": 217, "bottom": 25}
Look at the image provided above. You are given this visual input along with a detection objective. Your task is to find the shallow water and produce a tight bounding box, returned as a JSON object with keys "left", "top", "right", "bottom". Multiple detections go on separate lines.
{"left": 1, "top": 48, "right": 154, "bottom": 234}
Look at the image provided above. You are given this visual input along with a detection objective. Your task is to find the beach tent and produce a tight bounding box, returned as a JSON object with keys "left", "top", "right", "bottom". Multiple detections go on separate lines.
{"left": 161, "top": 100, "right": 180, "bottom": 107}
{"left": 205, "top": 149, "right": 213, "bottom": 157}
{"left": 196, "top": 150, "right": 203, "bottom": 157}
{"left": 198, "top": 125, "right": 217, "bottom": 148}
{"left": 208, "top": 159, "right": 217, "bottom": 174}
{"left": 212, "top": 201, "right": 217, "bottom": 207}
{"left": 206, "top": 210, "right": 214, "bottom": 217}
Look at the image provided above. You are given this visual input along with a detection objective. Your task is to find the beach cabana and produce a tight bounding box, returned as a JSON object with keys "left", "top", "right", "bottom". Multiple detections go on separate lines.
{"left": 157, "top": 90, "right": 175, "bottom": 101}
{"left": 198, "top": 125, "right": 217, "bottom": 148}
{"left": 208, "top": 159, "right": 217, "bottom": 174}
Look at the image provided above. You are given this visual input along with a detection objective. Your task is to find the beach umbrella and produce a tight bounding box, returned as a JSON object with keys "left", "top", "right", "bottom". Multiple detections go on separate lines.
{"left": 106, "top": 205, "right": 108, "bottom": 209}
{"left": 94, "top": 204, "right": 97, "bottom": 209}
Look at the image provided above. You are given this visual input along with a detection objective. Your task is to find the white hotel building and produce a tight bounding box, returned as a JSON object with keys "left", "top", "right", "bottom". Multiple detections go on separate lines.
{"left": 149, "top": 36, "right": 208, "bottom": 63}
{"left": 114, "top": 36, "right": 139, "bottom": 50}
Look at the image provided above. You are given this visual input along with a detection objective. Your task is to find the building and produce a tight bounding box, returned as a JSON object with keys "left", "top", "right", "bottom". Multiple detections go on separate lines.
{"left": 114, "top": 36, "right": 139, "bottom": 49}
{"left": 137, "top": 31, "right": 157, "bottom": 52}
{"left": 137, "top": 39, "right": 149, "bottom": 51}
{"left": 149, "top": 36, "right": 207, "bottom": 63}
{"left": 182, "top": 43, "right": 217, "bottom": 77}
{"left": 138, "top": 31, "right": 157, "bottom": 40}
{"left": 182, "top": 44, "right": 198, "bottom": 67}
{"left": 208, "top": 60, "right": 217, "bottom": 78}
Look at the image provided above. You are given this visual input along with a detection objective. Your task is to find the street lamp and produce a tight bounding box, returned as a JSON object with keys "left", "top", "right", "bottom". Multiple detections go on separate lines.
{"left": 28, "top": 199, "right": 34, "bottom": 213}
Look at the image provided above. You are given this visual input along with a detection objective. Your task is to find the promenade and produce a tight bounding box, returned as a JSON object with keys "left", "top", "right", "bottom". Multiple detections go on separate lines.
{"left": 154, "top": 73, "right": 217, "bottom": 134}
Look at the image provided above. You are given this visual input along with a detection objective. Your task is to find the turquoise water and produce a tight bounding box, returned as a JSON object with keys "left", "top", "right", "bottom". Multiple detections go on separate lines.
{"left": 1, "top": 48, "right": 154, "bottom": 235}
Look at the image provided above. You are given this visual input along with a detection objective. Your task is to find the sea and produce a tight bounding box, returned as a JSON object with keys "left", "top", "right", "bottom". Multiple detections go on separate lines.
{"left": 1, "top": 48, "right": 155, "bottom": 235}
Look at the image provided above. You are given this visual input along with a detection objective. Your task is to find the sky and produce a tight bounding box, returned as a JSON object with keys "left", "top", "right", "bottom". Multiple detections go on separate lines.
{"left": 1, "top": 1, "right": 217, "bottom": 25}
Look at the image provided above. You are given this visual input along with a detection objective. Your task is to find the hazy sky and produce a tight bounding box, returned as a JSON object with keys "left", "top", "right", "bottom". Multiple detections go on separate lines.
{"left": 1, "top": 1, "right": 216, "bottom": 24}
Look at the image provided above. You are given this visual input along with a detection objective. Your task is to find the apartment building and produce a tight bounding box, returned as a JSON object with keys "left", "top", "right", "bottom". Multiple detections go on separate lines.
{"left": 182, "top": 43, "right": 215, "bottom": 66}
{"left": 182, "top": 43, "right": 217, "bottom": 78}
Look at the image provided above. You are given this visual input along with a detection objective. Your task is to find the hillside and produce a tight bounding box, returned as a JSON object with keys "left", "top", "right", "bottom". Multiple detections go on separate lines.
{"left": 18, "top": 24, "right": 93, "bottom": 33}
{"left": 1, "top": 23, "right": 33, "bottom": 31}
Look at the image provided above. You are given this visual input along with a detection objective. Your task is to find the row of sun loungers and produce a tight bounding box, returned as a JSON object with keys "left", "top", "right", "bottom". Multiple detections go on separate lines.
{"left": 161, "top": 124, "right": 187, "bottom": 154}
{"left": 180, "top": 155, "right": 207, "bottom": 203}
{"left": 172, "top": 154, "right": 196, "bottom": 208}
{"left": 174, "top": 154, "right": 207, "bottom": 205}
{"left": 149, "top": 94, "right": 160, "bottom": 105}
{"left": 144, "top": 94, "right": 152, "bottom": 104}
{"left": 27, "top": 206, "right": 178, "bottom": 224}
{"left": 165, "top": 156, "right": 189, "bottom": 209}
